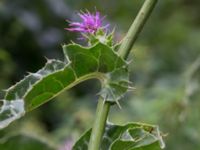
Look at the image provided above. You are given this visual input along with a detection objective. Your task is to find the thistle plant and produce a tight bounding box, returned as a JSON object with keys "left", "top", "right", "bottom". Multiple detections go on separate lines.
{"left": 0, "top": 0, "right": 165, "bottom": 150}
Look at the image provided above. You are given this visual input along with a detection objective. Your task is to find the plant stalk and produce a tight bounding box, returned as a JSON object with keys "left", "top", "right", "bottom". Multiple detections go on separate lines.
{"left": 118, "top": 0, "right": 158, "bottom": 59}
{"left": 88, "top": 98, "right": 111, "bottom": 150}
{"left": 88, "top": 0, "right": 158, "bottom": 149}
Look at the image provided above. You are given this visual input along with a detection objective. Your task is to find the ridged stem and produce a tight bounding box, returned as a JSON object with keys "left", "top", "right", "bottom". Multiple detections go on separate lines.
{"left": 88, "top": 98, "right": 111, "bottom": 150}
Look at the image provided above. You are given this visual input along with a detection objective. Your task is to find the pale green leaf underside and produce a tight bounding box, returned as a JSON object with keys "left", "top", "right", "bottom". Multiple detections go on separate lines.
{"left": 73, "top": 122, "right": 165, "bottom": 150}
{"left": 0, "top": 42, "right": 129, "bottom": 129}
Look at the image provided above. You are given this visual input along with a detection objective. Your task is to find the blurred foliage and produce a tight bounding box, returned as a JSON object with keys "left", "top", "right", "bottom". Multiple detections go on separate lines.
{"left": 0, "top": 0, "right": 200, "bottom": 149}
{"left": 0, "top": 134, "right": 55, "bottom": 150}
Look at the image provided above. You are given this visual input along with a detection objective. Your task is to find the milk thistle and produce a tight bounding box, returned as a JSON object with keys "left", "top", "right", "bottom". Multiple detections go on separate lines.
{"left": 0, "top": 1, "right": 163, "bottom": 150}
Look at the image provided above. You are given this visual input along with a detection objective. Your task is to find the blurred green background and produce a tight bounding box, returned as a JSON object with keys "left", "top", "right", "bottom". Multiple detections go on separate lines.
{"left": 0, "top": 0, "right": 200, "bottom": 149}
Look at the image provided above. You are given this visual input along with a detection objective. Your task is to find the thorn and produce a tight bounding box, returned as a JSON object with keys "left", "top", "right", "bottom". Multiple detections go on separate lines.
{"left": 116, "top": 100, "right": 122, "bottom": 109}
{"left": 65, "top": 19, "right": 72, "bottom": 23}
{"left": 15, "top": 93, "right": 19, "bottom": 100}
{"left": 126, "top": 60, "right": 132, "bottom": 65}
{"left": 70, "top": 40, "right": 76, "bottom": 45}
{"left": 27, "top": 72, "right": 33, "bottom": 75}
{"left": 102, "top": 94, "right": 108, "bottom": 103}
{"left": 28, "top": 82, "right": 32, "bottom": 89}
{"left": 44, "top": 56, "right": 50, "bottom": 62}
{"left": 2, "top": 89, "right": 8, "bottom": 92}
{"left": 33, "top": 73, "right": 42, "bottom": 79}
{"left": 128, "top": 86, "right": 136, "bottom": 91}
{"left": 52, "top": 64, "right": 58, "bottom": 70}
{"left": 61, "top": 43, "right": 66, "bottom": 47}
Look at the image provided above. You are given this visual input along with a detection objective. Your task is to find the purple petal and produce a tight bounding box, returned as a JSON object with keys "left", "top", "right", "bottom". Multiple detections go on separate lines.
{"left": 66, "top": 10, "right": 109, "bottom": 34}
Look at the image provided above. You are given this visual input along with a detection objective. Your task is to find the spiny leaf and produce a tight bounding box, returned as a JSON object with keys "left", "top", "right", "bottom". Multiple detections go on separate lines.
{"left": 73, "top": 122, "right": 165, "bottom": 150}
{"left": 0, "top": 42, "right": 130, "bottom": 129}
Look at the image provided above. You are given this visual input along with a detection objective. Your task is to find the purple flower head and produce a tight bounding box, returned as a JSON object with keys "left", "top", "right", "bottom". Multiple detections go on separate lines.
{"left": 65, "top": 11, "right": 109, "bottom": 34}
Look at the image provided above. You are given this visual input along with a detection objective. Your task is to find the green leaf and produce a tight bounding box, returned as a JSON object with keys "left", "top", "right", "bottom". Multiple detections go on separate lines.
{"left": 0, "top": 42, "right": 130, "bottom": 129}
{"left": 0, "top": 134, "right": 56, "bottom": 150}
{"left": 73, "top": 122, "right": 165, "bottom": 150}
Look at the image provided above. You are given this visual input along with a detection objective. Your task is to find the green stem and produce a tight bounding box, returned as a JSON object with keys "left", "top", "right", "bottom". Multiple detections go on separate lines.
{"left": 88, "top": 98, "right": 111, "bottom": 150}
{"left": 118, "top": 0, "right": 158, "bottom": 59}
{"left": 88, "top": 0, "right": 158, "bottom": 149}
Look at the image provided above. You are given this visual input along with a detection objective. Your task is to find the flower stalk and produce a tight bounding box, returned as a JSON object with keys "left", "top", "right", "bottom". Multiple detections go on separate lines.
{"left": 88, "top": 0, "right": 158, "bottom": 149}
{"left": 88, "top": 98, "right": 111, "bottom": 150}
{"left": 118, "top": 0, "right": 158, "bottom": 59}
